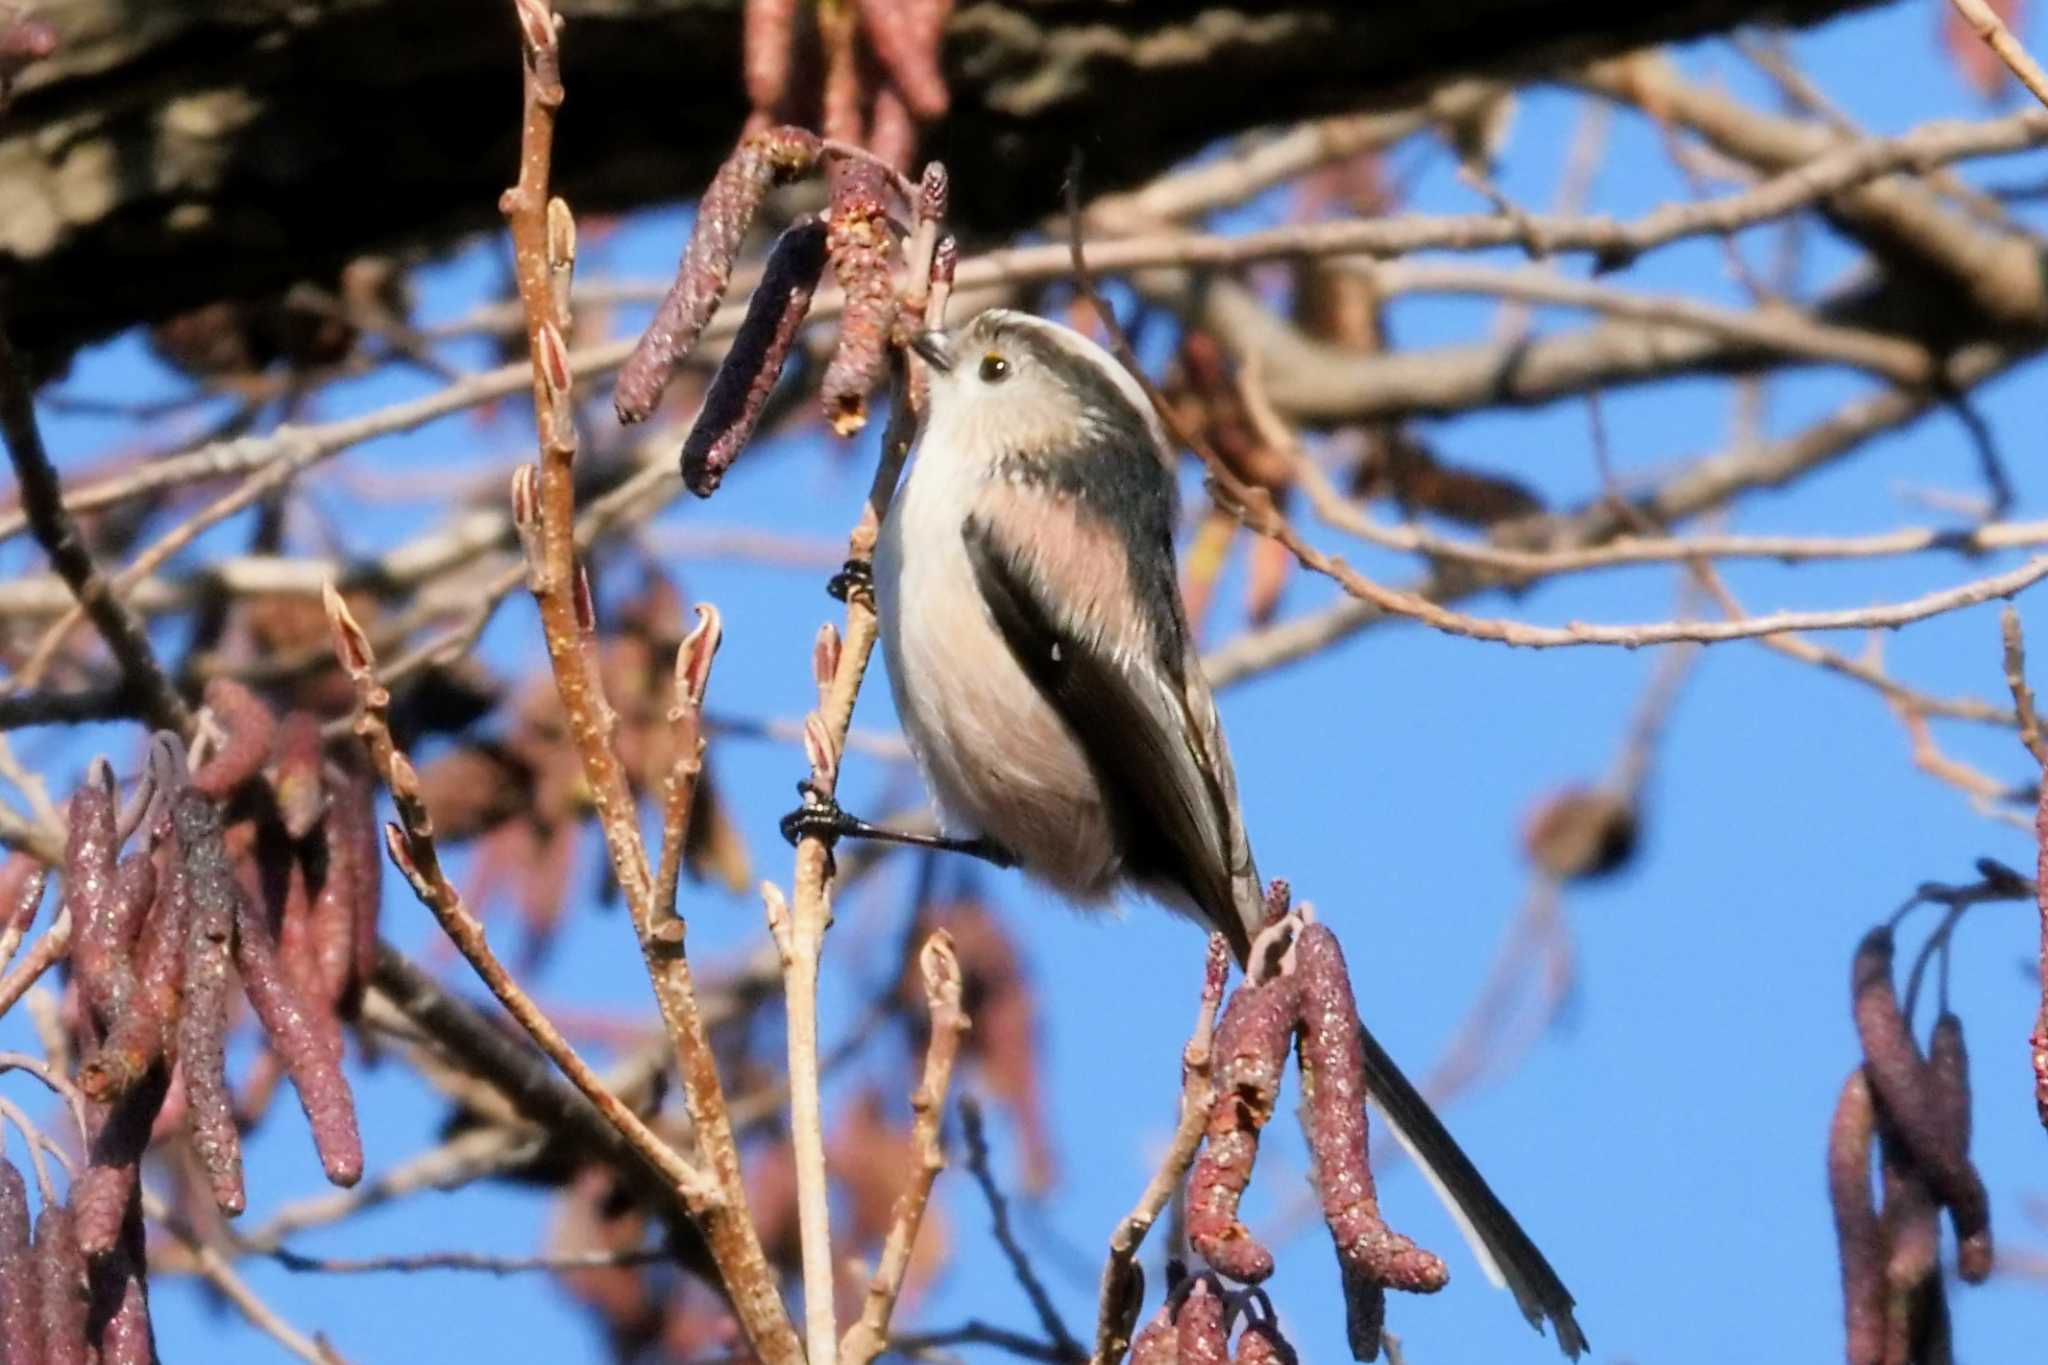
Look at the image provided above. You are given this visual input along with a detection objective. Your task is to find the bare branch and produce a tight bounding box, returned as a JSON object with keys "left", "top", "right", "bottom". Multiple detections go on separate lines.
{"left": 0, "top": 317, "right": 190, "bottom": 735}
{"left": 843, "top": 930, "right": 970, "bottom": 1364}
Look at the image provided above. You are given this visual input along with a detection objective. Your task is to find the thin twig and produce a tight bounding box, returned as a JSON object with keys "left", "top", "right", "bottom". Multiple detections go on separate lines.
{"left": 765, "top": 872, "right": 839, "bottom": 1365}
{"left": 0, "top": 907, "right": 70, "bottom": 1018}
{"left": 2002, "top": 607, "right": 2048, "bottom": 1135}
{"left": 324, "top": 586, "right": 718, "bottom": 1210}
{"left": 843, "top": 930, "right": 971, "bottom": 1364}
{"left": 8, "top": 396, "right": 350, "bottom": 696}
{"left": 144, "top": 1190, "right": 344, "bottom": 1365}
{"left": 1091, "top": 937, "right": 1230, "bottom": 1365}
{"left": 0, "top": 316, "right": 191, "bottom": 735}
{"left": 961, "top": 1098, "right": 1082, "bottom": 1361}
{"left": 9, "top": 100, "right": 2046, "bottom": 555}
{"left": 236, "top": 1124, "right": 545, "bottom": 1252}
{"left": 655, "top": 605, "right": 721, "bottom": 933}
{"left": 267, "top": 1244, "right": 669, "bottom": 1275}
{"left": 1343, "top": 257, "right": 1933, "bottom": 382}
{"left": 1076, "top": 162, "right": 2048, "bottom": 657}
{"left": 1948, "top": 0, "right": 2048, "bottom": 109}
{"left": 497, "top": 6, "right": 799, "bottom": 1356}
{"left": 777, "top": 163, "right": 955, "bottom": 1365}
{"left": 893, "top": 1321, "right": 1077, "bottom": 1363}
{"left": 2003, "top": 606, "right": 2048, "bottom": 765}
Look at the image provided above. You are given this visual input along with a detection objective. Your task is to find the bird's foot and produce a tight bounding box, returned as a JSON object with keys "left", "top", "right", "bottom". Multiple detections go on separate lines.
{"left": 779, "top": 784, "right": 856, "bottom": 848}
{"left": 778, "top": 785, "right": 1016, "bottom": 868}
{"left": 826, "top": 558, "right": 873, "bottom": 603}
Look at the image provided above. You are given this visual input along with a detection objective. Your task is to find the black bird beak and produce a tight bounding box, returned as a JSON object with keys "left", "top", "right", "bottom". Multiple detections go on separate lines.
{"left": 909, "top": 328, "right": 954, "bottom": 372}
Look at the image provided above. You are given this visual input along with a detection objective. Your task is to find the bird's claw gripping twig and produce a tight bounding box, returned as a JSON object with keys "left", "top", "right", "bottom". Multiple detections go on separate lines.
{"left": 778, "top": 785, "right": 1016, "bottom": 869}
{"left": 826, "top": 557, "right": 873, "bottom": 603}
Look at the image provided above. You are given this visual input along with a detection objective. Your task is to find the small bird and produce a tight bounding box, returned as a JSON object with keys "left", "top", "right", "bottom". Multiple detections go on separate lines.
{"left": 797, "top": 307, "right": 1583, "bottom": 1357}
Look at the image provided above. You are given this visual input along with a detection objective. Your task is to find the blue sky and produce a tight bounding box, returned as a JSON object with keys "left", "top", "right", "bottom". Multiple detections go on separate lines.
{"left": 6, "top": 2, "right": 2048, "bottom": 1361}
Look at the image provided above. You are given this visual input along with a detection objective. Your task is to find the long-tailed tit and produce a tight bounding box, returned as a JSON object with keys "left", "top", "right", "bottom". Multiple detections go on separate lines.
{"left": 793, "top": 308, "right": 1583, "bottom": 1357}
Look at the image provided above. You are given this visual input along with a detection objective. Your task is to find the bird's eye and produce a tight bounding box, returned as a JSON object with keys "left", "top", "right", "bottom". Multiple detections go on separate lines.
{"left": 979, "top": 353, "right": 1011, "bottom": 383}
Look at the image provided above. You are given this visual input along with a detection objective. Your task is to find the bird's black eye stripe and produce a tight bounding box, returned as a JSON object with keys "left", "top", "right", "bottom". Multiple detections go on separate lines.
{"left": 979, "top": 353, "right": 1011, "bottom": 383}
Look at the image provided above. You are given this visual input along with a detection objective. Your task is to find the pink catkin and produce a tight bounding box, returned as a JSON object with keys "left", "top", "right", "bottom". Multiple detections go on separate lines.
{"left": 303, "top": 813, "right": 350, "bottom": 1011}
{"left": 1130, "top": 1301, "right": 1179, "bottom": 1365}
{"left": 61, "top": 764, "right": 118, "bottom": 947}
{"left": 68, "top": 765, "right": 165, "bottom": 1104}
{"left": 741, "top": 0, "right": 799, "bottom": 115}
{"left": 1186, "top": 969, "right": 1297, "bottom": 1283}
{"left": 35, "top": 1205, "right": 90, "bottom": 1365}
{"left": 866, "top": 83, "right": 919, "bottom": 174}
{"left": 170, "top": 790, "right": 246, "bottom": 1216}
{"left": 78, "top": 1096, "right": 155, "bottom": 1358}
{"left": 1294, "top": 926, "right": 1447, "bottom": 1298}
{"left": 1827, "top": 1069, "right": 1885, "bottom": 1365}
{"left": 189, "top": 678, "right": 275, "bottom": 799}
{"left": 88, "top": 1218, "right": 156, "bottom": 1365}
{"left": 76, "top": 854, "right": 160, "bottom": 1102}
{"left": 679, "top": 217, "right": 828, "bottom": 496}
{"left": 854, "top": 0, "right": 950, "bottom": 119}
{"left": 64, "top": 769, "right": 118, "bottom": 997}
{"left": 128, "top": 837, "right": 190, "bottom": 1067}
{"left": 0, "top": 1158, "right": 40, "bottom": 1363}
{"left": 0, "top": 854, "right": 46, "bottom": 934}
{"left": 1848, "top": 929, "right": 1990, "bottom": 1269}
{"left": 234, "top": 873, "right": 364, "bottom": 1187}
{"left": 1878, "top": 1131, "right": 1940, "bottom": 1364}
{"left": 1235, "top": 1318, "right": 1299, "bottom": 1364}
{"left": 1926, "top": 1012, "right": 1991, "bottom": 1282}
{"left": 71, "top": 836, "right": 171, "bottom": 1264}
{"left": 73, "top": 1066, "right": 171, "bottom": 1261}
{"left": 820, "top": 157, "right": 900, "bottom": 435}
{"left": 1175, "top": 1278, "right": 1230, "bottom": 1365}
{"left": 331, "top": 761, "right": 383, "bottom": 1017}
{"left": 80, "top": 848, "right": 187, "bottom": 1253}
{"left": 613, "top": 127, "right": 823, "bottom": 424}
{"left": 820, "top": 0, "right": 864, "bottom": 147}
{"left": 276, "top": 842, "right": 320, "bottom": 1005}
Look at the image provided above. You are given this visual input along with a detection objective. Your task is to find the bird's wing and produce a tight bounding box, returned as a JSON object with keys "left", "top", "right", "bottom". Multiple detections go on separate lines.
{"left": 962, "top": 513, "right": 1256, "bottom": 958}
{"left": 968, "top": 510, "right": 1585, "bottom": 1358}
{"left": 1173, "top": 636, "right": 1266, "bottom": 947}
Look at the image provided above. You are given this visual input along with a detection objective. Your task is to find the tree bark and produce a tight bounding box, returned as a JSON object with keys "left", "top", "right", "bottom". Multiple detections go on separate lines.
{"left": 0, "top": 0, "right": 1882, "bottom": 365}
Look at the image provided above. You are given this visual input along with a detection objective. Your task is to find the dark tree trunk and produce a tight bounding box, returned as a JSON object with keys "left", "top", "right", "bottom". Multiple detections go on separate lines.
{"left": 0, "top": 0, "right": 1883, "bottom": 365}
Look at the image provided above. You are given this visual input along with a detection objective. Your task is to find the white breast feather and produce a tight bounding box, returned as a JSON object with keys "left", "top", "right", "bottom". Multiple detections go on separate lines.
{"left": 875, "top": 427, "right": 1122, "bottom": 903}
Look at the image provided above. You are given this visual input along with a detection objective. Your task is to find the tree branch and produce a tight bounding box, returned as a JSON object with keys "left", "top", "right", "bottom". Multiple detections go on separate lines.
{"left": 0, "top": 316, "right": 190, "bottom": 735}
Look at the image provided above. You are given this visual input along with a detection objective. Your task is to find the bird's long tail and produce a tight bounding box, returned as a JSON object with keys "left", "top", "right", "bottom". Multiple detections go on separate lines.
{"left": 1353, "top": 1017, "right": 1587, "bottom": 1359}
{"left": 1205, "top": 759, "right": 1581, "bottom": 1353}
{"left": 1213, "top": 866, "right": 1583, "bottom": 1357}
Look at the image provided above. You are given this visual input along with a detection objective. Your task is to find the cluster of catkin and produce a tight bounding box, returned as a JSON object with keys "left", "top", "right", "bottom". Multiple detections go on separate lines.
{"left": 1130, "top": 1274, "right": 1299, "bottom": 1365}
{"left": 1158, "top": 891, "right": 1444, "bottom": 1362}
{"left": 615, "top": 128, "right": 952, "bottom": 480}
{"left": 1829, "top": 925, "right": 1992, "bottom": 1365}
{"left": 0, "top": 679, "right": 377, "bottom": 1360}
{"left": 1, "top": 1143, "right": 150, "bottom": 1364}
{"left": 741, "top": 0, "right": 952, "bottom": 172}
